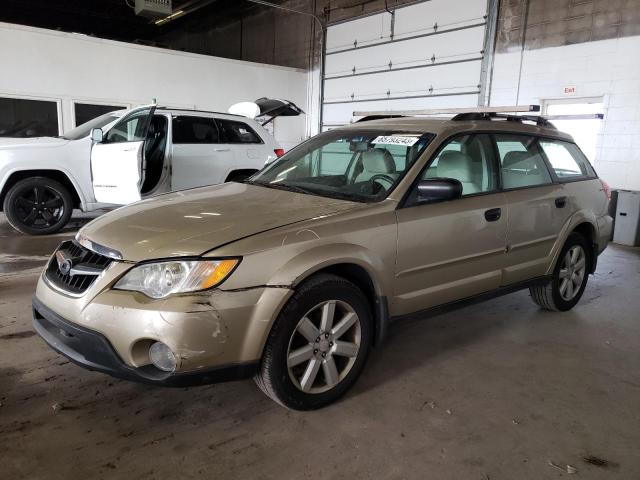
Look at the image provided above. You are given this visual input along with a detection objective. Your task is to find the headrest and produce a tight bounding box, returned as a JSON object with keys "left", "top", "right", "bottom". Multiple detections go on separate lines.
{"left": 362, "top": 148, "right": 396, "bottom": 174}
{"left": 437, "top": 150, "right": 474, "bottom": 182}
{"left": 503, "top": 151, "right": 530, "bottom": 168}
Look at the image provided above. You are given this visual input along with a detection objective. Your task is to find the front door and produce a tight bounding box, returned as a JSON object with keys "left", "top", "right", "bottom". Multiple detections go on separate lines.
{"left": 170, "top": 115, "right": 236, "bottom": 190}
{"left": 90, "top": 105, "right": 155, "bottom": 204}
{"left": 394, "top": 133, "right": 507, "bottom": 315}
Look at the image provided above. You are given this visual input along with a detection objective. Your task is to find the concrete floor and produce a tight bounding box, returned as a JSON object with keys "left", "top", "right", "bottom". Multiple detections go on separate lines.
{"left": 1, "top": 212, "right": 639, "bottom": 480}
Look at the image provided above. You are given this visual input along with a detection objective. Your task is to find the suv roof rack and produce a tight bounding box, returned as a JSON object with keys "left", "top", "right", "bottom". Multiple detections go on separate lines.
{"left": 450, "top": 111, "right": 556, "bottom": 128}
{"left": 353, "top": 105, "right": 558, "bottom": 126}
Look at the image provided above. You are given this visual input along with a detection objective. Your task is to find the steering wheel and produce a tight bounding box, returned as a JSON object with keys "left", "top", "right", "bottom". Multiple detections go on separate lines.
{"left": 369, "top": 174, "right": 396, "bottom": 190}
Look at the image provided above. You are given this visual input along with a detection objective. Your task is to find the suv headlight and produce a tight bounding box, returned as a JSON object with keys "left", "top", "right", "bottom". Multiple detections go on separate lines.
{"left": 114, "top": 259, "right": 239, "bottom": 299}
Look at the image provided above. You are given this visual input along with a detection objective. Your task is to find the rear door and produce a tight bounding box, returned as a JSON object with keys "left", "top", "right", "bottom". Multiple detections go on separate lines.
{"left": 496, "top": 134, "right": 566, "bottom": 285}
{"left": 90, "top": 105, "right": 155, "bottom": 204}
{"left": 217, "top": 118, "right": 272, "bottom": 171}
{"left": 170, "top": 115, "right": 236, "bottom": 190}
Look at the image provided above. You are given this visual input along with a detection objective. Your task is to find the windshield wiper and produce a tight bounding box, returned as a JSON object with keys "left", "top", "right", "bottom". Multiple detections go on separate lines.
{"left": 242, "top": 179, "right": 315, "bottom": 196}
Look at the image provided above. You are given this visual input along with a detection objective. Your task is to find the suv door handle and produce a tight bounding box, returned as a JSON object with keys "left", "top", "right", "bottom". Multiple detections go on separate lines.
{"left": 555, "top": 196, "right": 567, "bottom": 208}
{"left": 213, "top": 148, "right": 231, "bottom": 152}
{"left": 484, "top": 208, "right": 502, "bottom": 222}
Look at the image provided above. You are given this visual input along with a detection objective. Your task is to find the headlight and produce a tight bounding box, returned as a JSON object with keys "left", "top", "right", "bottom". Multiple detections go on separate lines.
{"left": 114, "top": 259, "right": 239, "bottom": 299}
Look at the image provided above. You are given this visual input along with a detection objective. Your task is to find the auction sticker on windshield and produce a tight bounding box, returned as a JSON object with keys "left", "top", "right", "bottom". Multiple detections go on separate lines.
{"left": 373, "top": 135, "right": 420, "bottom": 146}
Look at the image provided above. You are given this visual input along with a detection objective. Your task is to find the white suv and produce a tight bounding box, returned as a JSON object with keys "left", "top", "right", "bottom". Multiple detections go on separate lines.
{"left": 0, "top": 104, "right": 286, "bottom": 235}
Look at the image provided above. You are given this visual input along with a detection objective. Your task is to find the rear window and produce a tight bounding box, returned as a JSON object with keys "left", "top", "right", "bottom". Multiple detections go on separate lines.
{"left": 218, "top": 119, "right": 262, "bottom": 144}
{"left": 172, "top": 116, "right": 219, "bottom": 144}
{"left": 539, "top": 139, "right": 596, "bottom": 180}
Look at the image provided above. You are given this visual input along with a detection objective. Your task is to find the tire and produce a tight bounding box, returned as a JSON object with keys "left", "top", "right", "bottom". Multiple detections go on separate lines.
{"left": 255, "top": 273, "right": 373, "bottom": 410}
{"left": 530, "top": 232, "right": 591, "bottom": 311}
{"left": 3, "top": 177, "right": 73, "bottom": 235}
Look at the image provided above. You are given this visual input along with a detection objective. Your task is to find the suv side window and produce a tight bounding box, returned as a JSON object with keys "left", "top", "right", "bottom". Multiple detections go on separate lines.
{"left": 172, "top": 116, "right": 219, "bottom": 144}
{"left": 217, "top": 119, "right": 263, "bottom": 144}
{"left": 103, "top": 110, "right": 150, "bottom": 144}
{"left": 495, "top": 134, "right": 553, "bottom": 189}
{"left": 423, "top": 133, "right": 498, "bottom": 196}
{"left": 539, "top": 139, "right": 596, "bottom": 180}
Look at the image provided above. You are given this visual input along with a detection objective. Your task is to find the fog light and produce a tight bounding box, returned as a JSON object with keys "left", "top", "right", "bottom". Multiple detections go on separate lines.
{"left": 149, "top": 342, "right": 177, "bottom": 372}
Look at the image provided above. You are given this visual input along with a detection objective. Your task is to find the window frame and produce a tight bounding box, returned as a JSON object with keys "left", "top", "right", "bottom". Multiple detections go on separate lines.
{"left": 401, "top": 132, "right": 502, "bottom": 208}
{"left": 171, "top": 114, "right": 221, "bottom": 145}
{"left": 0, "top": 94, "right": 62, "bottom": 137}
{"left": 216, "top": 118, "right": 264, "bottom": 145}
{"left": 101, "top": 106, "right": 155, "bottom": 145}
{"left": 536, "top": 137, "right": 598, "bottom": 184}
{"left": 72, "top": 100, "right": 129, "bottom": 129}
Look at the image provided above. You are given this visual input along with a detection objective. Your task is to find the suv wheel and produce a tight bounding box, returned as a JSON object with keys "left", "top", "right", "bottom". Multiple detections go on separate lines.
{"left": 530, "top": 232, "right": 591, "bottom": 311}
{"left": 3, "top": 177, "right": 73, "bottom": 235}
{"left": 255, "top": 273, "right": 372, "bottom": 410}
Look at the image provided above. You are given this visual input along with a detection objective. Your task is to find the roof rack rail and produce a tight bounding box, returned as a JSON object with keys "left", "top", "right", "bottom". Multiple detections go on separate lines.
{"left": 450, "top": 111, "right": 556, "bottom": 128}
{"left": 354, "top": 105, "right": 540, "bottom": 119}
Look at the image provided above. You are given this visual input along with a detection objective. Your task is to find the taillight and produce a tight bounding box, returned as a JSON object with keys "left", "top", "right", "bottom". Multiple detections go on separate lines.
{"left": 274, "top": 148, "right": 285, "bottom": 158}
{"left": 600, "top": 179, "right": 612, "bottom": 200}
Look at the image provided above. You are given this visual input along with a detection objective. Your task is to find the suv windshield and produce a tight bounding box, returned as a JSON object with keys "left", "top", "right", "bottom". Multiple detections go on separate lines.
{"left": 250, "top": 130, "right": 434, "bottom": 202}
{"left": 62, "top": 112, "right": 122, "bottom": 140}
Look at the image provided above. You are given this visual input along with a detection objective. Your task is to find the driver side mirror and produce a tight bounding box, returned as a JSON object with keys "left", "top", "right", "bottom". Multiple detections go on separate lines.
{"left": 91, "top": 128, "right": 104, "bottom": 143}
{"left": 415, "top": 178, "right": 463, "bottom": 204}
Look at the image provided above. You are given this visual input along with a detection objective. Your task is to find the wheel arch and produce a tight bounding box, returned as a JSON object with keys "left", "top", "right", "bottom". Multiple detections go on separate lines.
{"left": 547, "top": 212, "right": 599, "bottom": 275}
{"left": 270, "top": 245, "right": 391, "bottom": 347}
{"left": 0, "top": 169, "right": 83, "bottom": 211}
{"left": 225, "top": 169, "right": 259, "bottom": 182}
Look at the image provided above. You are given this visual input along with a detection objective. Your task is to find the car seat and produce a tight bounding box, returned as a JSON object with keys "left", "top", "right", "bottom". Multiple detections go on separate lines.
{"left": 354, "top": 148, "right": 397, "bottom": 183}
{"left": 436, "top": 150, "right": 480, "bottom": 194}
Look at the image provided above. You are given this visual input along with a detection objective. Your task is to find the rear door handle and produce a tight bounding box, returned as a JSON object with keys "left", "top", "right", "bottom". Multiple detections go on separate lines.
{"left": 555, "top": 196, "right": 567, "bottom": 208}
{"left": 484, "top": 208, "right": 502, "bottom": 222}
{"left": 213, "top": 148, "right": 231, "bottom": 152}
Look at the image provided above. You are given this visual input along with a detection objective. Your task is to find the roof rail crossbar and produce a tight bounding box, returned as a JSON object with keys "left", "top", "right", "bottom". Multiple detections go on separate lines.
{"left": 354, "top": 105, "right": 540, "bottom": 117}
{"left": 450, "top": 111, "right": 556, "bottom": 129}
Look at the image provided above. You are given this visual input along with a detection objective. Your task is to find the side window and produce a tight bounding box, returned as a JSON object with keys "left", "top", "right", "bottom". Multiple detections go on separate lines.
{"left": 495, "top": 134, "right": 553, "bottom": 189}
{"left": 103, "top": 110, "right": 150, "bottom": 144}
{"left": 218, "top": 119, "right": 262, "bottom": 144}
{"left": 539, "top": 140, "right": 595, "bottom": 180}
{"left": 423, "top": 134, "right": 498, "bottom": 196}
{"left": 172, "top": 116, "right": 219, "bottom": 144}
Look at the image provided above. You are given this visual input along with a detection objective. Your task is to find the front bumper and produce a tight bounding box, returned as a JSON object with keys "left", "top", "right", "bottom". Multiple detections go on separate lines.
{"left": 33, "top": 295, "right": 258, "bottom": 386}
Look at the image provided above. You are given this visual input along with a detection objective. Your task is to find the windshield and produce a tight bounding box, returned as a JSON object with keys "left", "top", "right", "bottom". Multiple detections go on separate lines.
{"left": 62, "top": 112, "right": 121, "bottom": 140}
{"left": 249, "top": 130, "right": 434, "bottom": 202}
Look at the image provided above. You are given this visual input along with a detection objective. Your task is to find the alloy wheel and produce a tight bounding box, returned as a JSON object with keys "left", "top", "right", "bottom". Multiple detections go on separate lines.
{"left": 286, "top": 300, "right": 361, "bottom": 394}
{"left": 13, "top": 185, "right": 66, "bottom": 230}
{"left": 558, "top": 245, "right": 586, "bottom": 301}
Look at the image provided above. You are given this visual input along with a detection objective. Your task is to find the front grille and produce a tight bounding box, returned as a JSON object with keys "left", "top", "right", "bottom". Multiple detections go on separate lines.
{"left": 45, "top": 240, "right": 112, "bottom": 295}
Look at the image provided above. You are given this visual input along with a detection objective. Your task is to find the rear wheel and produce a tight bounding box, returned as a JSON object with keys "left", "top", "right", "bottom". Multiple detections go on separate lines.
{"left": 530, "top": 232, "right": 591, "bottom": 311}
{"left": 3, "top": 177, "right": 73, "bottom": 235}
{"left": 255, "top": 274, "right": 372, "bottom": 410}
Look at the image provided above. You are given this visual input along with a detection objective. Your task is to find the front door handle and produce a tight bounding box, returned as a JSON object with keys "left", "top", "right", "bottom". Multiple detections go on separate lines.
{"left": 555, "top": 196, "right": 567, "bottom": 208}
{"left": 484, "top": 208, "right": 502, "bottom": 222}
{"left": 213, "top": 148, "right": 231, "bottom": 152}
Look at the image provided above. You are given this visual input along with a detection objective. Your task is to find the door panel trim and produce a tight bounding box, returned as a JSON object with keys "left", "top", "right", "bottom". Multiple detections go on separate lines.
{"left": 396, "top": 246, "right": 505, "bottom": 277}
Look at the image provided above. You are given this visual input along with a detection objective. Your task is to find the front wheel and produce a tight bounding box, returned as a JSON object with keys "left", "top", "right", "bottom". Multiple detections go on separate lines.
{"left": 3, "top": 177, "right": 73, "bottom": 235}
{"left": 255, "top": 274, "right": 373, "bottom": 410}
{"left": 530, "top": 232, "right": 591, "bottom": 311}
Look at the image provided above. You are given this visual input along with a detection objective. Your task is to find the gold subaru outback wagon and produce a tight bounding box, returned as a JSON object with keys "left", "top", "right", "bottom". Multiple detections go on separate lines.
{"left": 33, "top": 112, "right": 612, "bottom": 410}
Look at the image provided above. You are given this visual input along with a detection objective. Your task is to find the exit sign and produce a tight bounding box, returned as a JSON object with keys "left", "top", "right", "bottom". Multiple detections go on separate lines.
{"left": 563, "top": 85, "right": 577, "bottom": 95}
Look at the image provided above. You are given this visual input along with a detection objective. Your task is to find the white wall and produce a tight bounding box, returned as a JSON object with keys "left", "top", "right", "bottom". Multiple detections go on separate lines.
{"left": 491, "top": 36, "right": 640, "bottom": 190}
{"left": 0, "top": 22, "right": 308, "bottom": 150}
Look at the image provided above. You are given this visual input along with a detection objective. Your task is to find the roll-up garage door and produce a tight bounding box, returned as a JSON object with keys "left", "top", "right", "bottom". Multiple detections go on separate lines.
{"left": 321, "top": 0, "right": 490, "bottom": 130}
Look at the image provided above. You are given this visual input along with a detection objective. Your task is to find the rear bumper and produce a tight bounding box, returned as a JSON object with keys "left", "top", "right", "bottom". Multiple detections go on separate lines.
{"left": 32, "top": 295, "right": 258, "bottom": 387}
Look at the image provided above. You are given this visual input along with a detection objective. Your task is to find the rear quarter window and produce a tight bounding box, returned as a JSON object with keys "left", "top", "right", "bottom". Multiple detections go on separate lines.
{"left": 539, "top": 139, "right": 596, "bottom": 180}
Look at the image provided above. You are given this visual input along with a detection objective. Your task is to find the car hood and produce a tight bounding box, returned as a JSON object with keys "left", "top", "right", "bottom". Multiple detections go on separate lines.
{"left": 0, "top": 136, "right": 69, "bottom": 150}
{"left": 79, "top": 182, "right": 360, "bottom": 262}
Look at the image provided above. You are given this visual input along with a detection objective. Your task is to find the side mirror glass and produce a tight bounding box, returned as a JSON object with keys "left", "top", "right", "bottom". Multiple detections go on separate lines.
{"left": 91, "top": 128, "right": 104, "bottom": 143}
{"left": 415, "top": 178, "right": 463, "bottom": 204}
